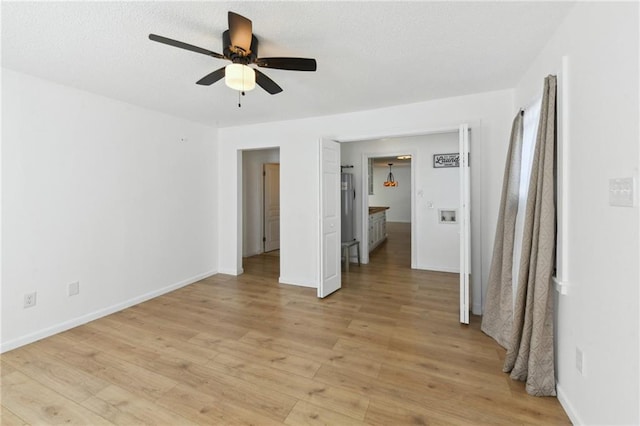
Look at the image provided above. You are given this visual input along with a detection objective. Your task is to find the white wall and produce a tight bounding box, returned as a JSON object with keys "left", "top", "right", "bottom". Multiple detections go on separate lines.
{"left": 218, "top": 89, "right": 514, "bottom": 310}
{"left": 514, "top": 3, "right": 639, "bottom": 424}
{"left": 344, "top": 133, "right": 460, "bottom": 273}
{"left": 369, "top": 164, "right": 411, "bottom": 222}
{"left": 242, "top": 148, "right": 280, "bottom": 257}
{"left": 1, "top": 69, "right": 218, "bottom": 351}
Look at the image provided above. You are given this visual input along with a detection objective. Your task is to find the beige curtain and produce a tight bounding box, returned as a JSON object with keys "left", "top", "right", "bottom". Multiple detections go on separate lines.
{"left": 481, "top": 112, "right": 524, "bottom": 348}
{"left": 483, "top": 75, "right": 557, "bottom": 397}
{"left": 504, "top": 75, "right": 557, "bottom": 396}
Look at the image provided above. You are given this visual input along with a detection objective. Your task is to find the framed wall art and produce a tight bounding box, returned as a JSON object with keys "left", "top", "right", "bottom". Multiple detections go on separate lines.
{"left": 433, "top": 153, "right": 460, "bottom": 168}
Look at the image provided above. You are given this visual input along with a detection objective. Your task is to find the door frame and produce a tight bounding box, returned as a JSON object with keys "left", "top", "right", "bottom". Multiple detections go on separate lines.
{"left": 360, "top": 150, "right": 417, "bottom": 267}
{"left": 238, "top": 146, "right": 281, "bottom": 272}
{"left": 329, "top": 124, "right": 481, "bottom": 317}
{"left": 459, "top": 124, "right": 471, "bottom": 324}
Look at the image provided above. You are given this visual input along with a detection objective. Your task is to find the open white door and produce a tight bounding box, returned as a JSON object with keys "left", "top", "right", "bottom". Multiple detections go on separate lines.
{"left": 459, "top": 124, "right": 471, "bottom": 324}
{"left": 263, "top": 163, "right": 280, "bottom": 252}
{"left": 318, "top": 138, "right": 341, "bottom": 298}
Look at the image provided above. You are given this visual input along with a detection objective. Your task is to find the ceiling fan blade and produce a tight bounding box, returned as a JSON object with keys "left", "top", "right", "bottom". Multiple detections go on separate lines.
{"left": 254, "top": 69, "right": 283, "bottom": 94}
{"left": 228, "top": 11, "right": 253, "bottom": 53}
{"left": 256, "top": 57, "right": 317, "bottom": 72}
{"left": 196, "top": 67, "right": 226, "bottom": 86}
{"left": 149, "top": 34, "right": 225, "bottom": 59}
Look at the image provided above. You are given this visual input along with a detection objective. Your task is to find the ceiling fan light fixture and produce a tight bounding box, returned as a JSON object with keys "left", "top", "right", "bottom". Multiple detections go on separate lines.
{"left": 224, "top": 63, "right": 256, "bottom": 91}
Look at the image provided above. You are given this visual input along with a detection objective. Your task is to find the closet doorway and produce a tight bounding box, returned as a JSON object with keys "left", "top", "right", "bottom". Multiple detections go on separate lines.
{"left": 241, "top": 148, "right": 281, "bottom": 275}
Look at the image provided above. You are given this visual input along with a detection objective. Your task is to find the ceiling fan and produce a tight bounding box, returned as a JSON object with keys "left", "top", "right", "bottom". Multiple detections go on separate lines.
{"left": 149, "top": 11, "right": 317, "bottom": 98}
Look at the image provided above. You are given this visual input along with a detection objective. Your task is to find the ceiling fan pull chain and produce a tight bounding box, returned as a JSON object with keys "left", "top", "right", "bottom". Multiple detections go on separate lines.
{"left": 238, "top": 90, "right": 241, "bottom": 108}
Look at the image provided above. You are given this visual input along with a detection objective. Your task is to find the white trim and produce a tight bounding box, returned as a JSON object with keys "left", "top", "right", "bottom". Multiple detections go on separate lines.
{"left": 556, "top": 56, "right": 571, "bottom": 285}
{"left": 557, "top": 382, "right": 583, "bottom": 425}
{"left": 0, "top": 270, "right": 217, "bottom": 353}
{"left": 279, "top": 276, "right": 317, "bottom": 288}
{"left": 553, "top": 276, "right": 570, "bottom": 296}
{"left": 218, "top": 267, "right": 244, "bottom": 276}
{"left": 459, "top": 123, "right": 471, "bottom": 324}
{"left": 416, "top": 265, "right": 460, "bottom": 274}
{"left": 337, "top": 126, "right": 465, "bottom": 144}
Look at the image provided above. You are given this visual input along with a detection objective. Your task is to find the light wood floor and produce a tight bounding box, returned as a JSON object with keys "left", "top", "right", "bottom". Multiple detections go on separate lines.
{"left": 1, "top": 222, "right": 569, "bottom": 425}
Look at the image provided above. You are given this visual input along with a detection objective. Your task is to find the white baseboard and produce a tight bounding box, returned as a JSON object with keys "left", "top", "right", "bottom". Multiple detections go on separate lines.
{"left": 472, "top": 303, "right": 482, "bottom": 315}
{"left": 279, "top": 276, "right": 316, "bottom": 288}
{"left": 0, "top": 269, "right": 217, "bottom": 353}
{"left": 557, "top": 382, "right": 582, "bottom": 425}
{"left": 414, "top": 264, "right": 460, "bottom": 274}
{"left": 217, "top": 267, "right": 244, "bottom": 276}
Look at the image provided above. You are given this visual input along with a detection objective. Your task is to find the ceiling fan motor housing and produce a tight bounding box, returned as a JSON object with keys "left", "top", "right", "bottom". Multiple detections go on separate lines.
{"left": 223, "top": 30, "right": 258, "bottom": 64}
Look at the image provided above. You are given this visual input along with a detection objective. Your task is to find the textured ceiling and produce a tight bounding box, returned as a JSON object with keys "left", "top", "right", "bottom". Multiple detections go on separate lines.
{"left": 1, "top": 1, "right": 575, "bottom": 128}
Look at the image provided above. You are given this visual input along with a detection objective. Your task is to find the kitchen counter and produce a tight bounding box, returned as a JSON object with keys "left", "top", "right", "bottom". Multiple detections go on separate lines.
{"left": 369, "top": 206, "right": 390, "bottom": 214}
{"left": 368, "top": 207, "right": 388, "bottom": 252}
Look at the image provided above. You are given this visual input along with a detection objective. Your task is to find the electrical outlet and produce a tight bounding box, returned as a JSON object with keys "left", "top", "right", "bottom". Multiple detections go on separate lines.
{"left": 24, "top": 292, "right": 37, "bottom": 308}
{"left": 68, "top": 281, "right": 80, "bottom": 296}
{"left": 576, "top": 347, "right": 584, "bottom": 376}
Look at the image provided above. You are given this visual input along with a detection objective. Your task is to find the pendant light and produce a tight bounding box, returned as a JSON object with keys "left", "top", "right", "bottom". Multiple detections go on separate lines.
{"left": 383, "top": 163, "right": 398, "bottom": 187}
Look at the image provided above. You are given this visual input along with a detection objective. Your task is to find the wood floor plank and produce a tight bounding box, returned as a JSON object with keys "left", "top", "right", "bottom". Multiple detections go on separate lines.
{"left": 1, "top": 360, "right": 18, "bottom": 377}
{"left": 52, "top": 344, "right": 177, "bottom": 402}
{"left": 1, "top": 345, "right": 111, "bottom": 403}
{"left": 1, "top": 371, "right": 112, "bottom": 425}
{"left": 364, "top": 397, "right": 473, "bottom": 426}
{"left": 239, "top": 330, "right": 383, "bottom": 378}
{"left": 156, "top": 383, "right": 288, "bottom": 425}
{"left": 207, "top": 353, "right": 370, "bottom": 421}
{"left": 189, "top": 332, "right": 322, "bottom": 378}
{"left": 82, "top": 384, "right": 197, "bottom": 425}
{"left": 285, "top": 400, "right": 365, "bottom": 426}
{"left": 1, "top": 406, "right": 28, "bottom": 426}
{"left": 84, "top": 317, "right": 218, "bottom": 366}
{"left": 0, "top": 222, "right": 569, "bottom": 424}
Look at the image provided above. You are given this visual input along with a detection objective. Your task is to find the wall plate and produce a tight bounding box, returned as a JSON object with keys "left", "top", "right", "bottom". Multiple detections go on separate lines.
{"left": 609, "top": 177, "right": 636, "bottom": 207}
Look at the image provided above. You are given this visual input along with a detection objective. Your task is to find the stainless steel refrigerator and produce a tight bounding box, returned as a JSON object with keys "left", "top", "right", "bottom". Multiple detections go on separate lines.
{"left": 341, "top": 173, "right": 356, "bottom": 242}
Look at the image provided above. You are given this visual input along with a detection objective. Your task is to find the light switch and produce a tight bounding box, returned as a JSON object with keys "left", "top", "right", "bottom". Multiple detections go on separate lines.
{"left": 609, "top": 177, "right": 636, "bottom": 207}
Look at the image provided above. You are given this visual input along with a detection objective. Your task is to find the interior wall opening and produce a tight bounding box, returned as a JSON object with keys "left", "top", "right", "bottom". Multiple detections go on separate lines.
{"left": 339, "top": 132, "right": 462, "bottom": 273}
{"left": 335, "top": 129, "right": 476, "bottom": 321}
{"left": 241, "top": 147, "right": 281, "bottom": 275}
{"left": 366, "top": 155, "right": 412, "bottom": 267}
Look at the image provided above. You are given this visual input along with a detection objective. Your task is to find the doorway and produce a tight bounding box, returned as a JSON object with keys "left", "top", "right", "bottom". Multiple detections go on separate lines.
{"left": 328, "top": 127, "right": 475, "bottom": 323}
{"left": 340, "top": 132, "right": 462, "bottom": 271}
{"left": 241, "top": 148, "right": 281, "bottom": 273}
{"left": 366, "top": 155, "right": 413, "bottom": 264}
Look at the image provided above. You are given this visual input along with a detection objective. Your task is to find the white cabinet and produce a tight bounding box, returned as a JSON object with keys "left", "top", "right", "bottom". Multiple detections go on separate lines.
{"left": 368, "top": 210, "right": 387, "bottom": 252}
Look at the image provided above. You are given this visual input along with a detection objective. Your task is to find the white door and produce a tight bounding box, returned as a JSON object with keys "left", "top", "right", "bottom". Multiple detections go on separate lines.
{"left": 318, "top": 138, "right": 341, "bottom": 298}
{"left": 459, "top": 124, "right": 471, "bottom": 324}
{"left": 263, "top": 163, "right": 280, "bottom": 252}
